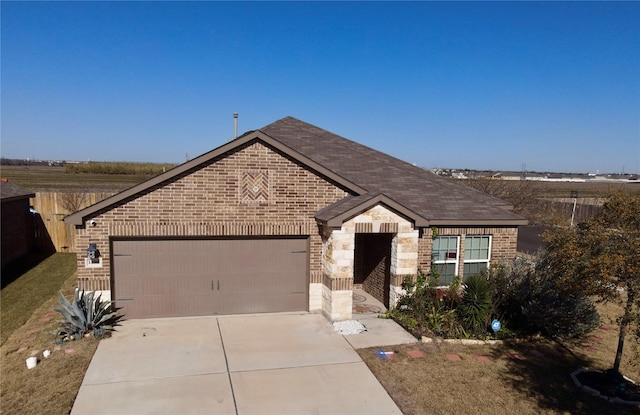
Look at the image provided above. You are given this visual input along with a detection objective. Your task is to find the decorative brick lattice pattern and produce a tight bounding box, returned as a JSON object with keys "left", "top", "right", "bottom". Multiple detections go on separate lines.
{"left": 239, "top": 170, "right": 270, "bottom": 203}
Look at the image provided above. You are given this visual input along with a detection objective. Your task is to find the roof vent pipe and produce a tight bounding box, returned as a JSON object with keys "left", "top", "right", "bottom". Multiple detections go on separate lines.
{"left": 233, "top": 112, "right": 238, "bottom": 139}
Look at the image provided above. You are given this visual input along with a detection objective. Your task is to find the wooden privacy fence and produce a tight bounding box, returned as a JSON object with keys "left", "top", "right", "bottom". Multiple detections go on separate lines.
{"left": 544, "top": 198, "right": 603, "bottom": 224}
{"left": 30, "top": 192, "right": 113, "bottom": 253}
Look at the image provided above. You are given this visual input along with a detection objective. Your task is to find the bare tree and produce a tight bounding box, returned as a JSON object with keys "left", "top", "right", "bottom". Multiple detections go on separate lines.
{"left": 461, "top": 177, "right": 546, "bottom": 222}
{"left": 60, "top": 191, "right": 88, "bottom": 214}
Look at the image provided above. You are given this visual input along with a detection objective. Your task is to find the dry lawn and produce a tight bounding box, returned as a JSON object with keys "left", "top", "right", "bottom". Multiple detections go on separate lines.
{"left": 0, "top": 267, "right": 98, "bottom": 415}
{"left": 359, "top": 301, "right": 640, "bottom": 415}
{"left": 0, "top": 165, "right": 147, "bottom": 192}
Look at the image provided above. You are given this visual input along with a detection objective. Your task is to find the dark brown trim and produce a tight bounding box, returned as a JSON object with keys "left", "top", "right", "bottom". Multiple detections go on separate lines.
{"left": 319, "top": 193, "right": 430, "bottom": 228}
{"left": 428, "top": 219, "right": 529, "bottom": 226}
{"left": 64, "top": 131, "right": 366, "bottom": 226}
{"left": 63, "top": 117, "right": 528, "bottom": 228}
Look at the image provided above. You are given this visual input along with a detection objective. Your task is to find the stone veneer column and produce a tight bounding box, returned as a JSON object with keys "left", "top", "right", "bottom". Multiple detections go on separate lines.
{"left": 389, "top": 226, "right": 419, "bottom": 309}
{"left": 320, "top": 204, "right": 421, "bottom": 320}
{"left": 321, "top": 229, "right": 355, "bottom": 320}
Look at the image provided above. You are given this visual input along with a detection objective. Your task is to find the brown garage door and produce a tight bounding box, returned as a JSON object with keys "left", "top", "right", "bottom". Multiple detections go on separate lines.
{"left": 112, "top": 238, "right": 308, "bottom": 319}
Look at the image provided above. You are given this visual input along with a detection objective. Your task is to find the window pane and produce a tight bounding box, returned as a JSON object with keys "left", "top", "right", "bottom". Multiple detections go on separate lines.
{"left": 464, "top": 236, "right": 490, "bottom": 260}
{"left": 434, "top": 263, "right": 456, "bottom": 285}
{"left": 433, "top": 236, "right": 458, "bottom": 261}
{"left": 464, "top": 262, "right": 487, "bottom": 278}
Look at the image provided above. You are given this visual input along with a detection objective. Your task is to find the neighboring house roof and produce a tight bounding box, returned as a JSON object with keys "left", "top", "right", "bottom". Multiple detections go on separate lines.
{"left": 65, "top": 116, "right": 527, "bottom": 227}
{"left": 0, "top": 181, "right": 35, "bottom": 203}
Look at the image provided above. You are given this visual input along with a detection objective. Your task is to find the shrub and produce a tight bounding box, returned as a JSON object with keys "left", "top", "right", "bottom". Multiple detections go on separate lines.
{"left": 489, "top": 254, "right": 600, "bottom": 340}
{"left": 55, "top": 290, "right": 124, "bottom": 342}
{"left": 457, "top": 275, "right": 492, "bottom": 335}
{"left": 393, "top": 271, "right": 466, "bottom": 338}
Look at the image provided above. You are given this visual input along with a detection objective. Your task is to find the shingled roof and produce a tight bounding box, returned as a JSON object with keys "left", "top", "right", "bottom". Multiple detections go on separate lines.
{"left": 65, "top": 116, "right": 527, "bottom": 227}
{"left": 1, "top": 181, "right": 35, "bottom": 202}
{"left": 261, "top": 117, "right": 526, "bottom": 226}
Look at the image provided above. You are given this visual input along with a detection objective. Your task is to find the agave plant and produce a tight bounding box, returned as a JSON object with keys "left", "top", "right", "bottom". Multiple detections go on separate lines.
{"left": 456, "top": 275, "right": 492, "bottom": 335}
{"left": 55, "top": 290, "right": 124, "bottom": 342}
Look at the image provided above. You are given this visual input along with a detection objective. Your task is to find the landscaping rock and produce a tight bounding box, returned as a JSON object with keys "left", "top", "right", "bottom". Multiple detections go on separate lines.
{"left": 421, "top": 335, "right": 502, "bottom": 345}
{"left": 333, "top": 320, "right": 366, "bottom": 335}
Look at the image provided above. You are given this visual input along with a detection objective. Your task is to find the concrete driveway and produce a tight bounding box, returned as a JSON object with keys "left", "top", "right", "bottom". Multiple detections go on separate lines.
{"left": 71, "top": 312, "right": 416, "bottom": 415}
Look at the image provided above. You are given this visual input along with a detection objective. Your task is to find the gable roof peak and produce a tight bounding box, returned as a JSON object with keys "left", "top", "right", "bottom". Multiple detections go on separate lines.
{"left": 64, "top": 116, "right": 527, "bottom": 227}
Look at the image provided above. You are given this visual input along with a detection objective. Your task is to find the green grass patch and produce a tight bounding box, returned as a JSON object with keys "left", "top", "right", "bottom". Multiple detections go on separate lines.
{"left": 1, "top": 253, "right": 76, "bottom": 345}
{"left": 0, "top": 166, "right": 152, "bottom": 192}
{"left": 0, "top": 257, "right": 98, "bottom": 415}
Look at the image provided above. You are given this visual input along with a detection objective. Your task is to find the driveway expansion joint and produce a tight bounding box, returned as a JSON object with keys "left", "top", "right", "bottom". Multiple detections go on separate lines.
{"left": 217, "top": 317, "right": 239, "bottom": 415}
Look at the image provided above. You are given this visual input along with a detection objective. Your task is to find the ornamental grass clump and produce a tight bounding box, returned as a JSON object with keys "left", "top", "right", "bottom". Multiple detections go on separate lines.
{"left": 55, "top": 290, "right": 124, "bottom": 342}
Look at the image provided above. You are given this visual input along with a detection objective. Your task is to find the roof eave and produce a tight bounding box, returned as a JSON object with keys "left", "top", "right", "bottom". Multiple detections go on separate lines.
{"left": 317, "top": 194, "right": 430, "bottom": 229}
{"left": 1, "top": 193, "right": 36, "bottom": 203}
{"left": 64, "top": 130, "right": 366, "bottom": 226}
{"left": 428, "top": 218, "right": 529, "bottom": 227}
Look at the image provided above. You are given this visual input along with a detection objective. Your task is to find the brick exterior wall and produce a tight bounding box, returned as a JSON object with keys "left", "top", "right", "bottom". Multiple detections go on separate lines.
{"left": 417, "top": 226, "right": 519, "bottom": 278}
{"left": 74, "top": 142, "right": 348, "bottom": 295}
{"left": 354, "top": 233, "right": 392, "bottom": 306}
{"left": 72, "top": 139, "right": 521, "bottom": 320}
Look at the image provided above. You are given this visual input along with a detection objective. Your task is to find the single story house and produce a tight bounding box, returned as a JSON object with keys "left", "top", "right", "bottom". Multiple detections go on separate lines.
{"left": 1, "top": 180, "right": 36, "bottom": 268}
{"left": 65, "top": 117, "right": 527, "bottom": 320}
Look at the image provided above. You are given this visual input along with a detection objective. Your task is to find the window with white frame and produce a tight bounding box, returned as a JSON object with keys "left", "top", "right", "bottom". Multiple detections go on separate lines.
{"left": 463, "top": 235, "right": 492, "bottom": 280}
{"left": 431, "top": 236, "right": 460, "bottom": 285}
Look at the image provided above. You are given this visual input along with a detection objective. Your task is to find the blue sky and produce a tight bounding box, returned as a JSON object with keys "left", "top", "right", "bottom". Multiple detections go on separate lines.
{"left": 2, "top": 1, "right": 639, "bottom": 174}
